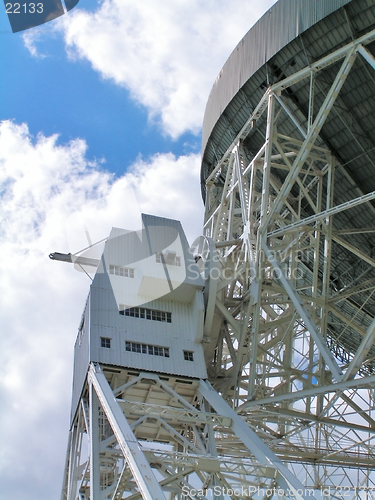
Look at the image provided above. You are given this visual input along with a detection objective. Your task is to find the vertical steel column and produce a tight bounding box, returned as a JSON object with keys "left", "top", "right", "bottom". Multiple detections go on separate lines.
{"left": 89, "top": 383, "right": 101, "bottom": 500}
{"left": 88, "top": 365, "right": 167, "bottom": 500}
{"left": 248, "top": 92, "right": 277, "bottom": 399}
{"left": 198, "top": 380, "right": 308, "bottom": 500}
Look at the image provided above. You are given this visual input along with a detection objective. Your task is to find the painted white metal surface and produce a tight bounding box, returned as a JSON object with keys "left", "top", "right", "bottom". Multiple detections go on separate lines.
{"left": 70, "top": 215, "right": 207, "bottom": 424}
{"left": 88, "top": 364, "right": 167, "bottom": 500}
{"left": 200, "top": 26, "right": 375, "bottom": 494}
{"left": 58, "top": 6, "right": 375, "bottom": 498}
{"left": 61, "top": 215, "right": 312, "bottom": 499}
{"left": 198, "top": 380, "right": 307, "bottom": 500}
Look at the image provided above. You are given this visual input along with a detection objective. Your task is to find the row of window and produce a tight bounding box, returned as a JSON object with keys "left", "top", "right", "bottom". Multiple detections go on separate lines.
{"left": 119, "top": 306, "right": 172, "bottom": 323}
{"left": 100, "top": 337, "right": 194, "bottom": 361}
{"left": 126, "top": 341, "right": 169, "bottom": 357}
{"left": 109, "top": 265, "right": 134, "bottom": 278}
{"left": 108, "top": 252, "right": 181, "bottom": 278}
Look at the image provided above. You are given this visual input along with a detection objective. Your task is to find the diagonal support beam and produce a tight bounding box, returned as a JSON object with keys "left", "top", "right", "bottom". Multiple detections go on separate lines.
{"left": 112, "top": 464, "right": 132, "bottom": 500}
{"left": 262, "top": 242, "right": 343, "bottom": 382}
{"left": 89, "top": 384, "right": 101, "bottom": 498}
{"left": 205, "top": 27, "right": 375, "bottom": 192}
{"left": 345, "top": 317, "right": 375, "bottom": 380}
{"left": 263, "top": 47, "right": 357, "bottom": 229}
{"left": 198, "top": 380, "right": 308, "bottom": 500}
{"left": 333, "top": 234, "right": 375, "bottom": 269}
{"left": 88, "top": 364, "right": 167, "bottom": 500}
{"left": 239, "top": 372, "right": 375, "bottom": 409}
{"left": 357, "top": 44, "right": 375, "bottom": 71}
{"left": 272, "top": 29, "right": 375, "bottom": 93}
{"left": 318, "top": 317, "right": 375, "bottom": 420}
{"left": 267, "top": 189, "right": 375, "bottom": 239}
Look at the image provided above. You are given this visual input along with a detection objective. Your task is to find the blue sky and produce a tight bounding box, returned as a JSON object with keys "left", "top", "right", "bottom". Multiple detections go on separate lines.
{"left": 0, "top": 1, "right": 276, "bottom": 499}
{"left": 1, "top": 0, "right": 200, "bottom": 176}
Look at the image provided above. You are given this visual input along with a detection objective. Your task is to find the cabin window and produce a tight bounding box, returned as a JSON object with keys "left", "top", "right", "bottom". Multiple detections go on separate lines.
{"left": 184, "top": 350, "right": 194, "bottom": 361}
{"left": 125, "top": 341, "right": 169, "bottom": 358}
{"left": 120, "top": 306, "right": 171, "bottom": 323}
{"left": 109, "top": 265, "right": 134, "bottom": 278}
{"left": 101, "top": 337, "right": 111, "bottom": 349}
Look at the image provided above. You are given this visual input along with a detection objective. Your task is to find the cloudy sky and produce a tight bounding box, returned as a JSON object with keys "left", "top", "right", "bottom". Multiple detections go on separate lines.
{"left": 0, "top": 1, "right": 276, "bottom": 498}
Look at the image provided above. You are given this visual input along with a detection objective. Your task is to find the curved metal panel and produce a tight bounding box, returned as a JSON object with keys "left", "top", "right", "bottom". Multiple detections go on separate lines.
{"left": 202, "top": 0, "right": 354, "bottom": 194}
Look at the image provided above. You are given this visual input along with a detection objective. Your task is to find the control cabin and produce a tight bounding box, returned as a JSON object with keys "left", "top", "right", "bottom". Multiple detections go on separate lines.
{"left": 71, "top": 214, "right": 207, "bottom": 422}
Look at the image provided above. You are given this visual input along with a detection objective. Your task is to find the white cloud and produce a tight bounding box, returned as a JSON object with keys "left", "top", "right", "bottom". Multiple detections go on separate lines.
{"left": 25, "top": 0, "right": 276, "bottom": 138}
{"left": 9, "top": 3, "right": 278, "bottom": 497}
{"left": 127, "top": 152, "right": 204, "bottom": 238}
{"left": 22, "top": 30, "right": 48, "bottom": 58}
{"left": 0, "top": 120, "right": 203, "bottom": 500}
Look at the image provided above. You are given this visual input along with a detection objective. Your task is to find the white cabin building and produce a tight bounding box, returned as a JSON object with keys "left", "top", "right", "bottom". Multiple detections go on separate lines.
{"left": 70, "top": 214, "right": 207, "bottom": 422}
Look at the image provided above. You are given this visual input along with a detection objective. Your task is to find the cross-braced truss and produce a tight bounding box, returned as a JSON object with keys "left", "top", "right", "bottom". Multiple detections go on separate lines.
{"left": 61, "top": 29, "right": 375, "bottom": 500}
{"left": 62, "top": 365, "right": 308, "bottom": 500}
{"left": 200, "top": 29, "right": 375, "bottom": 496}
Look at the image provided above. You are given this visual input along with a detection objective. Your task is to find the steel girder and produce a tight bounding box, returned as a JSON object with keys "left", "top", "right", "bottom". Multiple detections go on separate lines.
{"left": 201, "top": 31, "right": 375, "bottom": 495}
{"left": 59, "top": 29, "right": 375, "bottom": 500}
{"left": 61, "top": 365, "right": 312, "bottom": 500}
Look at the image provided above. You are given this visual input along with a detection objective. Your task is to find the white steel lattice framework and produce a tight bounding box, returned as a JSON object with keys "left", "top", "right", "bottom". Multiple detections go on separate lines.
{"left": 200, "top": 28, "right": 375, "bottom": 497}
{"left": 59, "top": 24, "right": 375, "bottom": 500}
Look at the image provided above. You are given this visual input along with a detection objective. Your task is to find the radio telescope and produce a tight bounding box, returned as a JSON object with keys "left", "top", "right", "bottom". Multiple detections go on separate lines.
{"left": 54, "top": 0, "right": 375, "bottom": 498}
